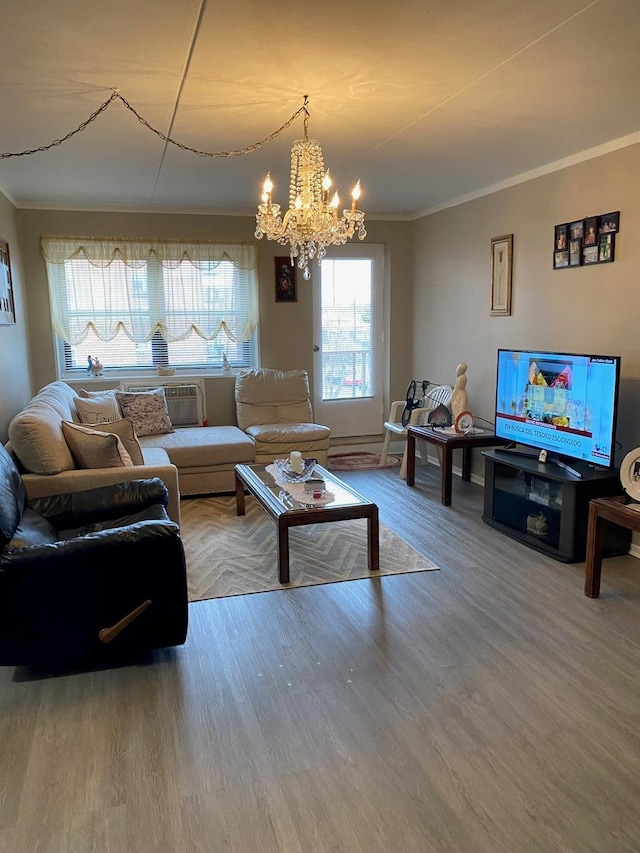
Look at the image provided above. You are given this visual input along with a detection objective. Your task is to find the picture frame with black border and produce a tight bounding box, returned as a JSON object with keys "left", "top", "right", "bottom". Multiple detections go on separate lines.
{"left": 569, "top": 238, "right": 582, "bottom": 267}
{"left": 599, "top": 211, "right": 620, "bottom": 234}
{"left": 554, "top": 223, "right": 568, "bottom": 251}
{"left": 274, "top": 256, "right": 297, "bottom": 303}
{"left": 598, "top": 232, "right": 615, "bottom": 263}
{"left": 569, "top": 219, "right": 584, "bottom": 241}
{"left": 583, "top": 216, "right": 599, "bottom": 248}
{"left": 553, "top": 250, "right": 569, "bottom": 270}
{"left": 582, "top": 245, "right": 598, "bottom": 265}
{"left": 0, "top": 240, "right": 16, "bottom": 326}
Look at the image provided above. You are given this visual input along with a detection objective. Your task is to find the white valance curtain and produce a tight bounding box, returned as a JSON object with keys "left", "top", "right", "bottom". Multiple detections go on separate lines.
{"left": 42, "top": 236, "right": 258, "bottom": 345}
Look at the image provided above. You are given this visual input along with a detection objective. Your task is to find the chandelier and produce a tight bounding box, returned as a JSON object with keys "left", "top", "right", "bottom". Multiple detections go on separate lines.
{"left": 254, "top": 97, "right": 366, "bottom": 279}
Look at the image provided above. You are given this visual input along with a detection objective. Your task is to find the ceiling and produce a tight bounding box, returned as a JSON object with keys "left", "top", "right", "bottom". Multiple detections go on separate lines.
{"left": 1, "top": 0, "right": 639, "bottom": 218}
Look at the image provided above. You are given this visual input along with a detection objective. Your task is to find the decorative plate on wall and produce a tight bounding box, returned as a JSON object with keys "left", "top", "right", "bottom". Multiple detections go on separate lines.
{"left": 619, "top": 448, "right": 640, "bottom": 503}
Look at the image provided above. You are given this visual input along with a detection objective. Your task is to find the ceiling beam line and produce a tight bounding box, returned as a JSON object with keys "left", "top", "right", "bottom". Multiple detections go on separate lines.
{"left": 149, "top": 0, "right": 209, "bottom": 202}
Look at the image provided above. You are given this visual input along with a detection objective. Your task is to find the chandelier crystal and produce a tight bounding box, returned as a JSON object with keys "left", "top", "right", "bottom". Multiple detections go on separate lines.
{"left": 254, "top": 97, "right": 366, "bottom": 280}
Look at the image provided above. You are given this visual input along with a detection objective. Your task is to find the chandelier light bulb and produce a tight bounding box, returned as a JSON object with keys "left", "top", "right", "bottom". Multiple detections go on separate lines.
{"left": 263, "top": 173, "right": 273, "bottom": 194}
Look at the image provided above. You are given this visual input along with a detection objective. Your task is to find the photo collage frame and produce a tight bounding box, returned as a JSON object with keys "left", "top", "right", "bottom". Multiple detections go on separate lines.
{"left": 553, "top": 211, "right": 619, "bottom": 270}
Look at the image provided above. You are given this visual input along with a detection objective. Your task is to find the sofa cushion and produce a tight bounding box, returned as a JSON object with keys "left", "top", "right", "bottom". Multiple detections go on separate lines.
{"left": 116, "top": 388, "right": 175, "bottom": 437}
{"left": 246, "top": 423, "right": 331, "bottom": 444}
{"left": 8, "top": 381, "right": 78, "bottom": 474}
{"left": 61, "top": 422, "right": 134, "bottom": 469}
{"left": 74, "top": 393, "right": 122, "bottom": 426}
{"left": 139, "top": 426, "right": 254, "bottom": 468}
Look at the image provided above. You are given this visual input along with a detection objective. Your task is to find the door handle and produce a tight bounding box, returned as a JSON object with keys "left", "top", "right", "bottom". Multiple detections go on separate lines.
{"left": 313, "top": 345, "right": 319, "bottom": 352}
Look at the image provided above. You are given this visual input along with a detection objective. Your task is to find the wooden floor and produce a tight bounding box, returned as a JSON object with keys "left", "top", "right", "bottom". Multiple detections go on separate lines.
{"left": 2, "top": 463, "right": 640, "bottom": 852}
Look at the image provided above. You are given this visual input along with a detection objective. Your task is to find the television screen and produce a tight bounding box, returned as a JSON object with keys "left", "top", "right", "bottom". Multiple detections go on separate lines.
{"left": 495, "top": 349, "right": 621, "bottom": 469}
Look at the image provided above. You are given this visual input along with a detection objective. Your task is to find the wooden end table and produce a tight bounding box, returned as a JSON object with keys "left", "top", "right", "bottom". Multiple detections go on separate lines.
{"left": 584, "top": 495, "right": 640, "bottom": 597}
{"left": 406, "top": 426, "right": 509, "bottom": 506}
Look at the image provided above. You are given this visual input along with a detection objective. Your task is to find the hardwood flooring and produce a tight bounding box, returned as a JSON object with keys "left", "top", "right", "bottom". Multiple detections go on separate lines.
{"left": 1, "top": 463, "right": 640, "bottom": 852}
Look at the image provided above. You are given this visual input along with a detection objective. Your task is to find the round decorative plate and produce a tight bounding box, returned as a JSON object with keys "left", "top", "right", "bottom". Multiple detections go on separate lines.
{"left": 455, "top": 410, "right": 475, "bottom": 434}
{"left": 619, "top": 448, "right": 640, "bottom": 502}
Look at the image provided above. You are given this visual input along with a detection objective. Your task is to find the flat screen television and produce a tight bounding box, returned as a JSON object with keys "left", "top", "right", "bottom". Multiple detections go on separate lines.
{"left": 495, "top": 348, "right": 621, "bottom": 474}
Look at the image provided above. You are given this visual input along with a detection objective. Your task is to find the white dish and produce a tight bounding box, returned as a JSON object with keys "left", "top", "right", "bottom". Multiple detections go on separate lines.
{"left": 619, "top": 448, "right": 640, "bottom": 502}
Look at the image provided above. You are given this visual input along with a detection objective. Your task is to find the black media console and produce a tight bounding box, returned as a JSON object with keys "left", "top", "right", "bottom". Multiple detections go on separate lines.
{"left": 482, "top": 449, "right": 630, "bottom": 562}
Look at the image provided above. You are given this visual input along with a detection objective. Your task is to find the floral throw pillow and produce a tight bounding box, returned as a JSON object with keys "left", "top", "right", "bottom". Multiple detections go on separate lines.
{"left": 115, "top": 388, "right": 174, "bottom": 437}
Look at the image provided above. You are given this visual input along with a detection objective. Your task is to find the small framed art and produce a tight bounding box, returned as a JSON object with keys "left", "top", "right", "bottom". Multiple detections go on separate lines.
{"left": 274, "top": 256, "right": 297, "bottom": 302}
{"left": 0, "top": 240, "right": 16, "bottom": 325}
{"left": 553, "top": 251, "right": 569, "bottom": 270}
{"left": 569, "top": 219, "right": 584, "bottom": 241}
{"left": 599, "top": 211, "right": 619, "bottom": 234}
{"left": 598, "top": 232, "right": 615, "bottom": 263}
{"left": 554, "top": 223, "right": 568, "bottom": 251}
{"left": 490, "top": 234, "right": 513, "bottom": 316}
{"left": 568, "top": 239, "right": 582, "bottom": 267}
{"left": 583, "top": 216, "right": 599, "bottom": 248}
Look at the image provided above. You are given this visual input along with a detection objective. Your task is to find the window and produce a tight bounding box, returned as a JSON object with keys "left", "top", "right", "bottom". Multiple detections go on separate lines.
{"left": 42, "top": 237, "right": 259, "bottom": 377}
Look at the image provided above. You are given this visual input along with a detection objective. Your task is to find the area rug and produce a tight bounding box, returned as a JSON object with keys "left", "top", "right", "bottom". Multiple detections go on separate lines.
{"left": 180, "top": 495, "right": 438, "bottom": 601}
{"left": 327, "top": 451, "right": 402, "bottom": 472}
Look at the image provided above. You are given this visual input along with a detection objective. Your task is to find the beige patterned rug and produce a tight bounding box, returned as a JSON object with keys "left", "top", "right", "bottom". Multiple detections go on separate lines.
{"left": 180, "top": 495, "right": 439, "bottom": 601}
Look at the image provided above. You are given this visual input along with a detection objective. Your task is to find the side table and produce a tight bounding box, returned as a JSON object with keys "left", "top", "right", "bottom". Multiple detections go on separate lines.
{"left": 406, "top": 426, "right": 508, "bottom": 506}
{"left": 584, "top": 495, "right": 640, "bottom": 597}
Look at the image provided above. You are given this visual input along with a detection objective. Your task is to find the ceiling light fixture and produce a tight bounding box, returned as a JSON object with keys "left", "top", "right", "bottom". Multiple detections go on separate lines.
{"left": 254, "top": 96, "right": 366, "bottom": 280}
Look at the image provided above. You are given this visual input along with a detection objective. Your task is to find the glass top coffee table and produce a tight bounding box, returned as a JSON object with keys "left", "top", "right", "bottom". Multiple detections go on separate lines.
{"left": 234, "top": 463, "right": 379, "bottom": 584}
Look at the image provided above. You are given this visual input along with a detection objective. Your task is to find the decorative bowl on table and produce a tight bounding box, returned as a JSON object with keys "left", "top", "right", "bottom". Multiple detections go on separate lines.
{"left": 274, "top": 457, "right": 317, "bottom": 483}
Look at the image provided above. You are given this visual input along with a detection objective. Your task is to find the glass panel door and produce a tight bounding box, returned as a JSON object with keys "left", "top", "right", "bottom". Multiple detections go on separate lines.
{"left": 312, "top": 244, "right": 384, "bottom": 437}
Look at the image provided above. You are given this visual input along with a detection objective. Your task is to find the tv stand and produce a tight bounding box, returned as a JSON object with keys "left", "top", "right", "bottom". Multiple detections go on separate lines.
{"left": 482, "top": 450, "right": 630, "bottom": 562}
{"left": 495, "top": 445, "right": 585, "bottom": 478}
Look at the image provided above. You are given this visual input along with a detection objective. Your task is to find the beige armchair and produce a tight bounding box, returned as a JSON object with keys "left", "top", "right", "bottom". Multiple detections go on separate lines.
{"left": 234, "top": 368, "right": 331, "bottom": 465}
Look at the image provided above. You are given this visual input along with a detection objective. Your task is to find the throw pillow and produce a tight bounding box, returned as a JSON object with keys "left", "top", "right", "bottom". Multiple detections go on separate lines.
{"left": 78, "top": 386, "right": 123, "bottom": 398}
{"left": 61, "top": 421, "right": 134, "bottom": 469}
{"left": 115, "top": 388, "right": 174, "bottom": 437}
{"left": 74, "top": 392, "right": 121, "bottom": 426}
{"left": 98, "top": 417, "right": 144, "bottom": 465}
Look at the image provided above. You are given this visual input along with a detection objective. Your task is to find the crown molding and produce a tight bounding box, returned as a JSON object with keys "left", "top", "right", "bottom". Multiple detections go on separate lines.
{"left": 411, "top": 130, "right": 640, "bottom": 220}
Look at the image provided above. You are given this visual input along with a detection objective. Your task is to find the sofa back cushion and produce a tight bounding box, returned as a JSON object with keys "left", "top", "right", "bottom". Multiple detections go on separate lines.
{"left": 8, "top": 381, "right": 77, "bottom": 474}
{"left": 235, "top": 369, "right": 314, "bottom": 431}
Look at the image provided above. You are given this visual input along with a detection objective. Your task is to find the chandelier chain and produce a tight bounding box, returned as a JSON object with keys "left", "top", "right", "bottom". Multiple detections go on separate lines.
{"left": 0, "top": 91, "right": 307, "bottom": 160}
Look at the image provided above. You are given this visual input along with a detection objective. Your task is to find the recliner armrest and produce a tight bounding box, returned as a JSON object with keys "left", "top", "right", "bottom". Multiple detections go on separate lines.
{"left": 29, "top": 478, "right": 169, "bottom": 527}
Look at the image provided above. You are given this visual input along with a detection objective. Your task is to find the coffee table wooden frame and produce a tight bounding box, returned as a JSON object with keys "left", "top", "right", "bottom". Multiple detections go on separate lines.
{"left": 234, "top": 463, "right": 379, "bottom": 584}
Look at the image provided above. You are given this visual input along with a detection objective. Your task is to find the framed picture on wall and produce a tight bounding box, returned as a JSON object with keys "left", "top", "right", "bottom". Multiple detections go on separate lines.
{"left": 599, "top": 211, "right": 620, "bottom": 233}
{"left": 569, "top": 239, "right": 582, "bottom": 267}
{"left": 583, "top": 216, "right": 599, "bottom": 248}
{"left": 569, "top": 219, "right": 584, "bottom": 241}
{"left": 274, "top": 256, "right": 297, "bottom": 302}
{"left": 0, "top": 240, "right": 16, "bottom": 325}
{"left": 598, "top": 232, "right": 615, "bottom": 263}
{"left": 490, "top": 234, "right": 513, "bottom": 316}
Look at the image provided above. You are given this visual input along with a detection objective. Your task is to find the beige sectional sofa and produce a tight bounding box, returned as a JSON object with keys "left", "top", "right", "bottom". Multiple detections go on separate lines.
{"left": 6, "top": 381, "right": 255, "bottom": 526}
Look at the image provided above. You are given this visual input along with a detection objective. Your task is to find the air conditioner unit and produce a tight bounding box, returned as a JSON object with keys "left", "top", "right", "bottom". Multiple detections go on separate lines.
{"left": 124, "top": 381, "right": 205, "bottom": 428}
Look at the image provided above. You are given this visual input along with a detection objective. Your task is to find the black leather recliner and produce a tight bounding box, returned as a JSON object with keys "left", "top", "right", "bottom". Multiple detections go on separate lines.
{"left": 0, "top": 443, "right": 188, "bottom": 666}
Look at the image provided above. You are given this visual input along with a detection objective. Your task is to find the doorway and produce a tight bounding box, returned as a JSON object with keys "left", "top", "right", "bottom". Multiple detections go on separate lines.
{"left": 312, "top": 244, "right": 384, "bottom": 438}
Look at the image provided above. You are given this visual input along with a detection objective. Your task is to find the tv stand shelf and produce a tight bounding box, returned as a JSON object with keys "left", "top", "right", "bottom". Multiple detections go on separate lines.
{"left": 482, "top": 450, "right": 630, "bottom": 562}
